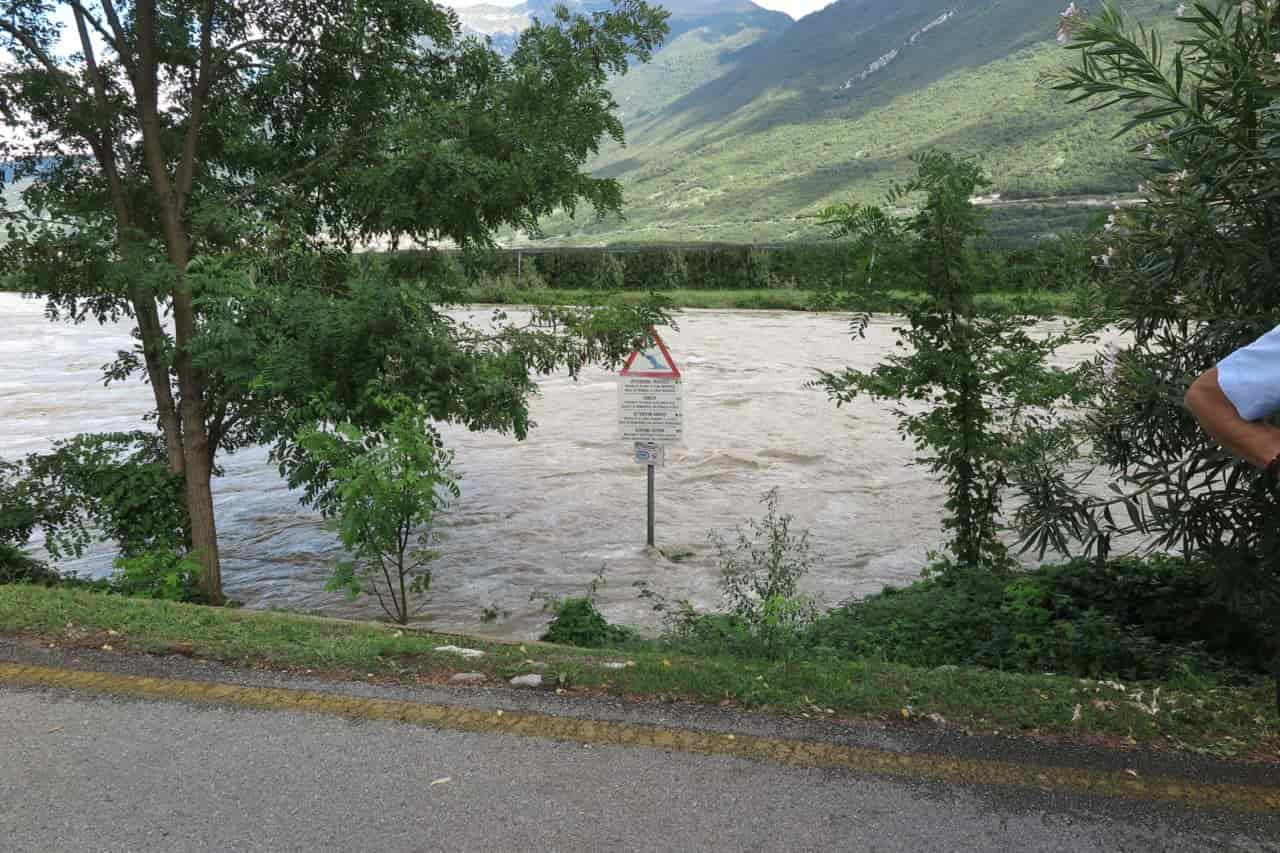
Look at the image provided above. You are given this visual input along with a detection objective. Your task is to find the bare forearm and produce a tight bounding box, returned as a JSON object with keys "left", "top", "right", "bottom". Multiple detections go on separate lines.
{"left": 1185, "top": 368, "right": 1280, "bottom": 470}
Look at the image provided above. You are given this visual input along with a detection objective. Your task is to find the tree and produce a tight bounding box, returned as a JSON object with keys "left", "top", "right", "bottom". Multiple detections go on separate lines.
{"left": 300, "top": 400, "right": 457, "bottom": 625}
{"left": 0, "top": 0, "right": 670, "bottom": 602}
{"left": 1030, "top": 1, "right": 1280, "bottom": 590}
{"left": 816, "top": 152, "right": 1084, "bottom": 573}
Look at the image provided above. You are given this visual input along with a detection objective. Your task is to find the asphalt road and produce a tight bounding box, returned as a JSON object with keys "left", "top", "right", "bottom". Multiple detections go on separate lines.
{"left": 3, "top": 681, "right": 1279, "bottom": 853}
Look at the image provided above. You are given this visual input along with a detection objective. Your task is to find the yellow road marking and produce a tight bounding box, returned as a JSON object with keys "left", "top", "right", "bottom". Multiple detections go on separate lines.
{"left": 2, "top": 661, "right": 1277, "bottom": 814}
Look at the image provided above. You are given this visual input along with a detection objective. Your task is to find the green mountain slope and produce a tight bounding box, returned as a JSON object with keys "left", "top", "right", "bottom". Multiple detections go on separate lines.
{"left": 611, "top": 1, "right": 792, "bottom": 126}
{"left": 528, "top": 0, "right": 1177, "bottom": 245}
{"left": 455, "top": 0, "right": 793, "bottom": 145}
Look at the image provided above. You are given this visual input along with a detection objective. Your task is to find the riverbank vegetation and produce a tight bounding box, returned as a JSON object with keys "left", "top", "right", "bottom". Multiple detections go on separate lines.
{"left": 355, "top": 229, "right": 1102, "bottom": 316}
{"left": 0, "top": 0, "right": 673, "bottom": 604}
{"left": 1, "top": 0, "right": 1278, "bottom": 751}
{"left": 2, "top": 583, "right": 1275, "bottom": 756}
{"left": 457, "top": 285, "right": 1088, "bottom": 315}
{"left": 541, "top": 0, "right": 1280, "bottom": 718}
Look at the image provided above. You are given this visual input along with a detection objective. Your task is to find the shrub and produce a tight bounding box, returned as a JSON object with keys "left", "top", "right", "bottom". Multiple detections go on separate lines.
{"left": 300, "top": 400, "right": 458, "bottom": 625}
{"left": 0, "top": 433, "right": 187, "bottom": 562}
{"left": 540, "top": 597, "right": 632, "bottom": 647}
{"left": 636, "top": 489, "right": 819, "bottom": 658}
{"left": 111, "top": 547, "right": 205, "bottom": 603}
{"left": 810, "top": 556, "right": 1269, "bottom": 682}
{"left": 711, "top": 488, "right": 819, "bottom": 657}
{"left": 537, "top": 569, "right": 632, "bottom": 647}
{"left": 0, "top": 543, "right": 59, "bottom": 586}
{"left": 1035, "top": 0, "right": 1280, "bottom": 580}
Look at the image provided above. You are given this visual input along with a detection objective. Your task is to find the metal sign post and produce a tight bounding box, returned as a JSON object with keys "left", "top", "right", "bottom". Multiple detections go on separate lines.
{"left": 647, "top": 463, "right": 656, "bottom": 547}
{"left": 619, "top": 329, "right": 682, "bottom": 548}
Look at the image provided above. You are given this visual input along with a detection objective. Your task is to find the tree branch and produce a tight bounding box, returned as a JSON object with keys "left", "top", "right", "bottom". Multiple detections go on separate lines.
{"left": 70, "top": 2, "right": 132, "bottom": 226}
{"left": 219, "top": 35, "right": 328, "bottom": 59}
{"left": 95, "top": 0, "right": 134, "bottom": 76}
{"left": 132, "top": 0, "right": 180, "bottom": 249}
{"left": 65, "top": 0, "right": 123, "bottom": 56}
{"left": 377, "top": 551, "right": 401, "bottom": 623}
{"left": 366, "top": 565, "right": 394, "bottom": 622}
{"left": 175, "top": 0, "right": 215, "bottom": 219}
{"left": 0, "top": 20, "right": 79, "bottom": 85}
{"left": 205, "top": 399, "right": 230, "bottom": 458}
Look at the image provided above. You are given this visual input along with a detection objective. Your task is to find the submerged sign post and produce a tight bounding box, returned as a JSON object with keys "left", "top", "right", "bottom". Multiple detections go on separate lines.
{"left": 619, "top": 328, "right": 682, "bottom": 547}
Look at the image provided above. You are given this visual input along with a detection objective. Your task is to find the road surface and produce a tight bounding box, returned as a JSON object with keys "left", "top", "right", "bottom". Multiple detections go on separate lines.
{"left": 1, "top": 646, "right": 1277, "bottom": 851}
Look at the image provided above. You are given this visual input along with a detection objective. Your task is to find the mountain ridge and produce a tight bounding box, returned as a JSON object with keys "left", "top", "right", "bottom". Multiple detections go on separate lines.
{"left": 508, "top": 0, "right": 1175, "bottom": 244}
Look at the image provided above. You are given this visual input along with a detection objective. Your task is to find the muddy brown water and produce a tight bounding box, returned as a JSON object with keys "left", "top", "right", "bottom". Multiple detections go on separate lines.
{"left": 0, "top": 293, "right": 1113, "bottom": 638}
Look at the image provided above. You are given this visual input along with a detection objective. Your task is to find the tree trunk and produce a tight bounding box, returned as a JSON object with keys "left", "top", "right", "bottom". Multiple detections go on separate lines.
{"left": 168, "top": 243, "right": 224, "bottom": 606}
{"left": 398, "top": 552, "right": 409, "bottom": 625}
{"left": 128, "top": 287, "right": 185, "bottom": 474}
{"left": 180, "top": 412, "right": 223, "bottom": 605}
{"left": 127, "top": 0, "right": 223, "bottom": 604}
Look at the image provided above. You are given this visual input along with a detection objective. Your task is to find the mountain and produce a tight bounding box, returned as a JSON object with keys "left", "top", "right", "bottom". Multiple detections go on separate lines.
{"left": 455, "top": 0, "right": 790, "bottom": 55}
{"left": 456, "top": 0, "right": 791, "bottom": 57}
{"left": 455, "top": 3, "right": 536, "bottom": 53}
{"left": 609, "top": 0, "right": 793, "bottom": 126}
{"left": 499, "top": 0, "right": 1177, "bottom": 245}
{"left": 454, "top": 0, "right": 792, "bottom": 122}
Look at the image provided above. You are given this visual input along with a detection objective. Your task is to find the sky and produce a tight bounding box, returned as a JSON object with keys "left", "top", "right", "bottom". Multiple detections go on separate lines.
{"left": 750, "top": 0, "right": 833, "bottom": 17}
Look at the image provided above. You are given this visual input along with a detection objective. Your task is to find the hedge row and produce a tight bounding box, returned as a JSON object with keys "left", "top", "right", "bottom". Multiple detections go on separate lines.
{"left": 369, "top": 241, "right": 1095, "bottom": 293}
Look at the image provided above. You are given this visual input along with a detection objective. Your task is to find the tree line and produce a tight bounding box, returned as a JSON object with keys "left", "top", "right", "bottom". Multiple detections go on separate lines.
{"left": 373, "top": 235, "right": 1098, "bottom": 294}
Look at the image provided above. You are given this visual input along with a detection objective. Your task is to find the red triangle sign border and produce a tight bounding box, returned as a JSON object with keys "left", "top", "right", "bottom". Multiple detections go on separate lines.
{"left": 620, "top": 327, "right": 681, "bottom": 379}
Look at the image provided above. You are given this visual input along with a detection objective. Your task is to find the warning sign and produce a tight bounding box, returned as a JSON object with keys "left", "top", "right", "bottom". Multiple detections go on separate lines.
{"left": 619, "top": 328, "right": 683, "bottom": 443}
{"left": 620, "top": 330, "right": 681, "bottom": 379}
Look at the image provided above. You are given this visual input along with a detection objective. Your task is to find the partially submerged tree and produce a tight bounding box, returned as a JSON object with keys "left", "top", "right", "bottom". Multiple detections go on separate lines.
{"left": 0, "top": 0, "right": 670, "bottom": 602}
{"left": 817, "top": 152, "right": 1086, "bottom": 573}
{"left": 300, "top": 400, "right": 457, "bottom": 625}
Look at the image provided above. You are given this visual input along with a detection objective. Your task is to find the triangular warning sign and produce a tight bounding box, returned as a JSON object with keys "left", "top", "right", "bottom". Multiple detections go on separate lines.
{"left": 620, "top": 328, "right": 681, "bottom": 379}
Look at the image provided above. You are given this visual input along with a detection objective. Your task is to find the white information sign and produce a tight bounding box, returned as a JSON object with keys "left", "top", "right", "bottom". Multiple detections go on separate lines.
{"left": 633, "top": 441, "right": 665, "bottom": 467}
{"left": 618, "top": 328, "right": 684, "bottom": 445}
{"left": 619, "top": 379, "right": 684, "bottom": 442}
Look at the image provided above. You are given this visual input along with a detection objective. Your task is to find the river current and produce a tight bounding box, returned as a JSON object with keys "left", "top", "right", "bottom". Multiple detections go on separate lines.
{"left": 1, "top": 293, "right": 1109, "bottom": 638}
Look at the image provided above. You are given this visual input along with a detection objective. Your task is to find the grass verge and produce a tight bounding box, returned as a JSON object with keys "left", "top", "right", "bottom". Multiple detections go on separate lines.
{"left": 1, "top": 584, "right": 1275, "bottom": 759}
{"left": 460, "top": 286, "right": 1087, "bottom": 316}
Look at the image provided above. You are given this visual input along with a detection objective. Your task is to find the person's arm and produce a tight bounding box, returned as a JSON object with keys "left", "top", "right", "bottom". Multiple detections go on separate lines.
{"left": 1185, "top": 367, "right": 1280, "bottom": 472}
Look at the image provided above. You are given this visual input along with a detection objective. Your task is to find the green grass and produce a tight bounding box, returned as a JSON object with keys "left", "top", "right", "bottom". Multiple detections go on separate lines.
{"left": 463, "top": 285, "right": 1089, "bottom": 316}
{"left": 1, "top": 584, "right": 1275, "bottom": 756}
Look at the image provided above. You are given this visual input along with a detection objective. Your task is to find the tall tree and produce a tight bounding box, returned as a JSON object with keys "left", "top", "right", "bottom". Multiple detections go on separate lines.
{"left": 1, "top": 0, "right": 670, "bottom": 602}
{"left": 1029, "top": 1, "right": 1280, "bottom": 588}
{"left": 817, "top": 152, "right": 1084, "bottom": 573}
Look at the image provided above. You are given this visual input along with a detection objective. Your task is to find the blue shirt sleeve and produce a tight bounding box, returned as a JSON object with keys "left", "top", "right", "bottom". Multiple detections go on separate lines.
{"left": 1217, "top": 324, "right": 1280, "bottom": 422}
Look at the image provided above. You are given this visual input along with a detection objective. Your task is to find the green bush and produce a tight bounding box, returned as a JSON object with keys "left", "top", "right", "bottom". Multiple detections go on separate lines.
{"left": 300, "top": 401, "right": 458, "bottom": 626}
{"left": 537, "top": 567, "right": 633, "bottom": 648}
{"left": 0, "top": 433, "right": 187, "bottom": 563}
{"left": 0, "top": 543, "right": 59, "bottom": 586}
{"left": 540, "top": 596, "right": 632, "bottom": 648}
{"left": 711, "top": 488, "right": 818, "bottom": 658}
{"left": 111, "top": 548, "right": 206, "bottom": 603}
{"left": 634, "top": 490, "right": 819, "bottom": 660}
{"left": 810, "top": 556, "right": 1272, "bottom": 683}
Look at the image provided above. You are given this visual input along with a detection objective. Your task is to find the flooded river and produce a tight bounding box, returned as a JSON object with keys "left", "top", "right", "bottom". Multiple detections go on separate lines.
{"left": 1, "top": 293, "right": 1108, "bottom": 638}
